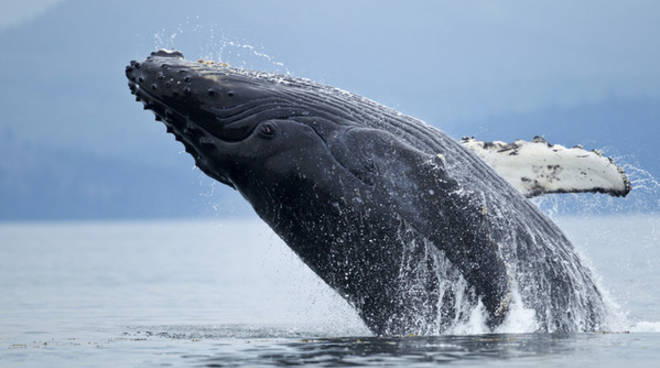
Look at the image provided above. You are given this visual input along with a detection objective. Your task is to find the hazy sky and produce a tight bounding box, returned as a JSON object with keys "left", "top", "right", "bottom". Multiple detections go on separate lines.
{"left": 0, "top": 0, "right": 63, "bottom": 28}
{"left": 1, "top": 0, "right": 659, "bottom": 166}
{"left": 1, "top": 0, "right": 658, "bottom": 219}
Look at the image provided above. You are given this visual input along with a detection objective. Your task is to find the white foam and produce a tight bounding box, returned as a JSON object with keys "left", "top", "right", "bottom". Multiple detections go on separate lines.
{"left": 447, "top": 286, "right": 539, "bottom": 335}
{"left": 630, "top": 321, "right": 660, "bottom": 333}
{"left": 494, "top": 288, "right": 539, "bottom": 334}
{"left": 448, "top": 301, "right": 488, "bottom": 335}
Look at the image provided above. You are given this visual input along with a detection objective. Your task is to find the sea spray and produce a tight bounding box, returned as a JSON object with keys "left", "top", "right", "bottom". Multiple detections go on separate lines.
{"left": 153, "top": 20, "right": 290, "bottom": 75}
{"left": 534, "top": 157, "right": 660, "bottom": 333}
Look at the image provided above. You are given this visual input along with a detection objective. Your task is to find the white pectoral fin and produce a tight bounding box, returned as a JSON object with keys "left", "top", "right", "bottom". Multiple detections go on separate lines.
{"left": 460, "top": 136, "right": 631, "bottom": 198}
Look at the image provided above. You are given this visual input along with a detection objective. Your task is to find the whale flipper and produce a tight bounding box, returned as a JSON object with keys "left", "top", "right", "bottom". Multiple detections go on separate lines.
{"left": 460, "top": 137, "right": 631, "bottom": 198}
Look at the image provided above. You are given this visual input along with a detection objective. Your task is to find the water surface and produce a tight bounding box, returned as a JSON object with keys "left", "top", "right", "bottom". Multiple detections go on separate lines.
{"left": 1, "top": 216, "right": 658, "bottom": 366}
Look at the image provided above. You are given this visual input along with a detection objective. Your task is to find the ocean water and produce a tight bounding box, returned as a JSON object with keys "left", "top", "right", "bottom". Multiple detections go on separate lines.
{"left": 0, "top": 216, "right": 659, "bottom": 367}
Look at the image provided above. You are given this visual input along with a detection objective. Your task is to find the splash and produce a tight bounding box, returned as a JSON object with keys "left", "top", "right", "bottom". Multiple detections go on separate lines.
{"left": 494, "top": 287, "right": 539, "bottom": 334}
{"left": 531, "top": 156, "right": 660, "bottom": 219}
{"left": 531, "top": 152, "right": 660, "bottom": 334}
{"left": 153, "top": 18, "right": 290, "bottom": 75}
{"left": 448, "top": 302, "right": 488, "bottom": 335}
{"left": 441, "top": 282, "right": 539, "bottom": 335}
{"left": 630, "top": 321, "right": 660, "bottom": 333}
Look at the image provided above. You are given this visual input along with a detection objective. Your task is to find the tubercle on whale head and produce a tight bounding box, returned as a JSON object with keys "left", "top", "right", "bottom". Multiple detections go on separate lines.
{"left": 126, "top": 51, "right": 223, "bottom": 186}
{"left": 125, "top": 50, "right": 269, "bottom": 140}
{"left": 126, "top": 50, "right": 276, "bottom": 187}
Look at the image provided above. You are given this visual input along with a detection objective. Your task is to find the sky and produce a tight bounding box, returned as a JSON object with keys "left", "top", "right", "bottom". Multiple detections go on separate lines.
{"left": 0, "top": 0, "right": 63, "bottom": 29}
{"left": 1, "top": 0, "right": 659, "bottom": 219}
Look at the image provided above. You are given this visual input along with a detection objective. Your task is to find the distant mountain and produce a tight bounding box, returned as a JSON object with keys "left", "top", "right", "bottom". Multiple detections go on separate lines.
{"left": 0, "top": 132, "right": 250, "bottom": 220}
{"left": 0, "top": 0, "right": 657, "bottom": 219}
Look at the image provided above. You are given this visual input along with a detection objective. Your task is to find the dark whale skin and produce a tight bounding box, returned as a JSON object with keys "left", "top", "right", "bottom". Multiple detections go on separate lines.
{"left": 125, "top": 50, "right": 607, "bottom": 335}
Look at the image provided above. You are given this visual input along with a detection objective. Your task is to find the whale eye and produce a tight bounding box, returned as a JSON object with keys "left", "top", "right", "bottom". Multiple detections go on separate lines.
{"left": 259, "top": 123, "right": 275, "bottom": 139}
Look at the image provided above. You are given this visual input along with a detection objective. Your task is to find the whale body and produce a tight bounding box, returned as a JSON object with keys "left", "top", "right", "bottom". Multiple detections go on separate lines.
{"left": 125, "top": 50, "right": 610, "bottom": 335}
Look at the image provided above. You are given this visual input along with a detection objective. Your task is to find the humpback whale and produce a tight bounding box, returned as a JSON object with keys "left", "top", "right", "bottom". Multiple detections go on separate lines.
{"left": 125, "top": 50, "right": 629, "bottom": 335}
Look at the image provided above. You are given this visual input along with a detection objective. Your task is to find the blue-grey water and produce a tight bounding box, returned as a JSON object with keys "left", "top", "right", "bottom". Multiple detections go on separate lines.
{"left": 1, "top": 216, "right": 659, "bottom": 367}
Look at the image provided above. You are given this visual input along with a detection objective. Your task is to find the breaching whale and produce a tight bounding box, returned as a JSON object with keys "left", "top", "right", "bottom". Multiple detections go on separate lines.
{"left": 125, "top": 50, "right": 630, "bottom": 335}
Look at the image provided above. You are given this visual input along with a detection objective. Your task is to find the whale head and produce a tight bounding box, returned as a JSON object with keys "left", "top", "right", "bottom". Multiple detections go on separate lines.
{"left": 125, "top": 50, "right": 351, "bottom": 214}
